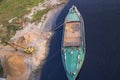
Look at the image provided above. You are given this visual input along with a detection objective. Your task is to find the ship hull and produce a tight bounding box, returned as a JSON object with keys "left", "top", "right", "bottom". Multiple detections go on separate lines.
{"left": 61, "top": 6, "right": 85, "bottom": 80}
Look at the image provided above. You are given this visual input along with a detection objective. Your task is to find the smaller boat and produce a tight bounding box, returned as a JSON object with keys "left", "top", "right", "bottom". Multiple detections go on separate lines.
{"left": 61, "top": 5, "right": 85, "bottom": 80}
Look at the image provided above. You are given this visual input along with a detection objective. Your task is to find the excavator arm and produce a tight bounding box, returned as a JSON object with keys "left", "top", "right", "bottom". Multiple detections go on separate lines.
{"left": 4, "top": 41, "right": 35, "bottom": 54}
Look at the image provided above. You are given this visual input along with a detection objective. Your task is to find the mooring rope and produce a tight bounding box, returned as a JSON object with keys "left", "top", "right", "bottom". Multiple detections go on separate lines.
{"left": 53, "top": 22, "right": 65, "bottom": 31}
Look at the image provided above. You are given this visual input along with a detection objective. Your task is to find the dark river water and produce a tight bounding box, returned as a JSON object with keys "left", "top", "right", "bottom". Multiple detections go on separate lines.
{"left": 39, "top": 0, "right": 120, "bottom": 80}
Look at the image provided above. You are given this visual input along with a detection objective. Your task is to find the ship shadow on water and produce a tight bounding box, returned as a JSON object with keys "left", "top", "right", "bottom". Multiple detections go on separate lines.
{"left": 39, "top": 0, "right": 75, "bottom": 80}
{"left": 39, "top": 28, "right": 66, "bottom": 80}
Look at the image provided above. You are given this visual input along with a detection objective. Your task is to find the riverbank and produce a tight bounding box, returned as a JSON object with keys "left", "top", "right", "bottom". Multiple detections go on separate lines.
{"left": 0, "top": 0, "right": 68, "bottom": 80}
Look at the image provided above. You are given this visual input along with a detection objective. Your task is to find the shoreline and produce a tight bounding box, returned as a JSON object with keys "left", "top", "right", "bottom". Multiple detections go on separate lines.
{"left": 41, "top": 4, "right": 66, "bottom": 32}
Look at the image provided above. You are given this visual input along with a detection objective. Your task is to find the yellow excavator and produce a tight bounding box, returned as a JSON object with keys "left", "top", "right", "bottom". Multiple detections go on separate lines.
{"left": 4, "top": 41, "right": 35, "bottom": 54}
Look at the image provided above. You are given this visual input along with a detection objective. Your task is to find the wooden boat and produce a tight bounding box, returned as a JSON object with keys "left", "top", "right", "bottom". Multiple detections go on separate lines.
{"left": 61, "top": 5, "right": 85, "bottom": 80}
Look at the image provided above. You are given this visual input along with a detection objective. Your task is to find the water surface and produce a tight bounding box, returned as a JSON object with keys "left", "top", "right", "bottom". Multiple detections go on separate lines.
{"left": 40, "top": 0, "right": 120, "bottom": 80}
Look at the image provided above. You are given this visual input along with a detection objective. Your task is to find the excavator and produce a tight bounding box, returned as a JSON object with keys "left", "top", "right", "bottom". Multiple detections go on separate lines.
{"left": 4, "top": 41, "right": 35, "bottom": 54}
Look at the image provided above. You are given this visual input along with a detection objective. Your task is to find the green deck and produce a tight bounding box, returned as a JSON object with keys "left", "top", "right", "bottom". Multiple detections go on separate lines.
{"left": 61, "top": 5, "right": 85, "bottom": 80}
{"left": 62, "top": 47, "right": 85, "bottom": 80}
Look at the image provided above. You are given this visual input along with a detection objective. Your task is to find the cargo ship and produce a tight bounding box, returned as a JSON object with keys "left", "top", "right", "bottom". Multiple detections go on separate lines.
{"left": 61, "top": 5, "right": 85, "bottom": 80}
